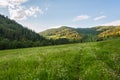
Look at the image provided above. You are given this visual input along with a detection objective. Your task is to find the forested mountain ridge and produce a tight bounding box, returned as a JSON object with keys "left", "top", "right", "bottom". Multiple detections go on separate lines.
{"left": 96, "top": 26, "right": 120, "bottom": 38}
{"left": 0, "top": 14, "right": 48, "bottom": 49}
{"left": 0, "top": 15, "right": 45, "bottom": 41}
{"left": 40, "top": 26, "right": 82, "bottom": 40}
{"left": 40, "top": 26, "right": 120, "bottom": 41}
{"left": 39, "top": 26, "right": 99, "bottom": 42}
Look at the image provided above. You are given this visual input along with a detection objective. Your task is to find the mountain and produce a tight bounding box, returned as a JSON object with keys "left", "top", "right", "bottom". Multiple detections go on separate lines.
{"left": 96, "top": 26, "right": 120, "bottom": 38}
{"left": 0, "top": 14, "right": 48, "bottom": 49}
{"left": 39, "top": 26, "right": 120, "bottom": 42}
{"left": 39, "top": 26, "right": 99, "bottom": 42}
{"left": 75, "top": 28, "right": 100, "bottom": 42}
{"left": 40, "top": 26, "right": 82, "bottom": 41}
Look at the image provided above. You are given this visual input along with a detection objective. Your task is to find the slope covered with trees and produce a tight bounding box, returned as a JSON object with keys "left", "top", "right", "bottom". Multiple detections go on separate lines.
{"left": 40, "top": 26, "right": 120, "bottom": 42}
{"left": 96, "top": 26, "right": 120, "bottom": 40}
{"left": 0, "top": 14, "right": 49, "bottom": 49}
{"left": 40, "top": 26, "right": 83, "bottom": 42}
{"left": 75, "top": 28, "right": 99, "bottom": 42}
{"left": 40, "top": 26, "right": 82, "bottom": 39}
{"left": 40, "top": 26, "right": 100, "bottom": 42}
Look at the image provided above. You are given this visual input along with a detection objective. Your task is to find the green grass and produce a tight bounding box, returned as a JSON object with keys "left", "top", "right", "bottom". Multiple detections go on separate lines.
{"left": 0, "top": 38, "right": 120, "bottom": 80}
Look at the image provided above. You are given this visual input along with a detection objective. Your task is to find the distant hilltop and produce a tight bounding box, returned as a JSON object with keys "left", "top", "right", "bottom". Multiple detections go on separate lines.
{"left": 39, "top": 26, "right": 120, "bottom": 41}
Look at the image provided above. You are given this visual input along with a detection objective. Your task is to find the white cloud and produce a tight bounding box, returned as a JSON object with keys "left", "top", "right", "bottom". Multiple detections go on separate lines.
{"left": 9, "top": 0, "right": 28, "bottom": 6}
{"left": 94, "top": 15, "right": 106, "bottom": 21}
{"left": 73, "top": 15, "right": 90, "bottom": 22}
{"left": 10, "top": 0, "right": 28, "bottom": 3}
{"left": 0, "top": 0, "right": 9, "bottom": 8}
{"left": 0, "top": 0, "right": 28, "bottom": 8}
{"left": 9, "top": 6, "right": 43, "bottom": 20}
{"left": 0, "top": 0, "right": 43, "bottom": 20}
{"left": 101, "top": 20, "right": 120, "bottom": 26}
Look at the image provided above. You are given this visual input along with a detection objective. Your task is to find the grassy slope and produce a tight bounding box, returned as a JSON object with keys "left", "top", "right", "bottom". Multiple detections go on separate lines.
{"left": 0, "top": 38, "right": 120, "bottom": 80}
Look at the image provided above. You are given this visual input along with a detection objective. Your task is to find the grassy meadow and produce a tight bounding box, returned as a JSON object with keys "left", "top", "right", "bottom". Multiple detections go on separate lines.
{"left": 0, "top": 38, "right": 120, "bottom": 80}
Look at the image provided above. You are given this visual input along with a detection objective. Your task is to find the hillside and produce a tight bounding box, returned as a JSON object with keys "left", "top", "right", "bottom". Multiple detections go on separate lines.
{"left": 0, "top": 38, "right": 119, "bottom": 80}
{"left": 40, "top": 26, "right": 82, "bottom": 40}
{"left": 0, "top": 14, "right": 48, "bottom": 49}
{"left": 40, "top": 26, "right": 120, "bottom": 42}
{"left": 75, "top": 28, "right": 99, "bottom": 41}
{"left": 39, "top": 26, "right": 97, "bottom": 42}
{"left": 97, "top": 26, "right": 120, "bottom": 38}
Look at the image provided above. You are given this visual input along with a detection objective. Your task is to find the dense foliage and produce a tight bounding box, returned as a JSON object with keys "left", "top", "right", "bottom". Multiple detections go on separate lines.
{"left": 40, "top": 26, "right": 120, "bottom": 42}
{"left": 75, "top": 28, "right": 99, "bottom": 42}
{"left": 0, "top": 15, "right": 49, "bottom": 49}
{"left": 40, "top": 26, "right": 82, "bottom": 42}
{"left": 96, "top": 26, "right": 120, "bottom": 40}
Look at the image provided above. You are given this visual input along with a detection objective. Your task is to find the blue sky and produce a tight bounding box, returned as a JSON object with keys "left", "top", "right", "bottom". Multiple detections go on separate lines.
{"left": 0, "top": 0, "right": 120, "bottom": 32}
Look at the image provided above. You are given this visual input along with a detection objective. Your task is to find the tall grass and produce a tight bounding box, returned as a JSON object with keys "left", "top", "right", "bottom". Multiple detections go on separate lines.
{"left": 0, "top": 38, "right": 120, "bottom": 80}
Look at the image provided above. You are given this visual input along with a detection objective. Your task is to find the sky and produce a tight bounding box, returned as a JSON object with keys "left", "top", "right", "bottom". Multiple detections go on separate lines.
{"left": 0, "top": 0, "right": 120, "bottom": 32}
